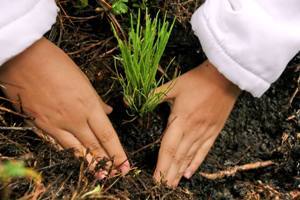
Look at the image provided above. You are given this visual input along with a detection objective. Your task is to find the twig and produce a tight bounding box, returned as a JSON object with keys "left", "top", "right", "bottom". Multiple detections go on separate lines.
{"left": 67, "top": 40, "right": 107, "bottom": 55}
{"left": 130, "top": 138, "right": 161, "bottom": 156}
{"left": 289, "top": 74, "right": 300, "bottom": 106}
{"left": 256, "top": 180, "right": 282, "bottom": 199}
{"left": 199, "top": 160, "right": 275, "bottom": 180}
{"left": 99, "top": 46, "right": 118, "bottom": 58}
{"left": 0, "top": 105, "right": 29, "bottom": 119}
{"left": 96, "top": 0, "right": 126, "bottom": 39}
{"left": 97, "top": 0, "right": 112, "bottom": 10}
{"left": 0, "top": 126, "right": 33, "bottom": 131}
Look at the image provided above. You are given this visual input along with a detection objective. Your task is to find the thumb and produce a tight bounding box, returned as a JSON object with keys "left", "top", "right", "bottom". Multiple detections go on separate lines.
{"left": 155, "top": 79, "right": 178, "bottom": 103}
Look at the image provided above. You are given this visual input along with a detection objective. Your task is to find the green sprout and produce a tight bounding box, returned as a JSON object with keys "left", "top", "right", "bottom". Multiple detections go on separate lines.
{"left": 0, "top": 160, "right": 41, "bottom": 182}
{"left": 112, "top": 11, "right": 175, "bottom": 116}
{"left": 0, "top": 160, "right": 41, "bottom": 199}
{"left": 77, "top": 0, "right": 89, "bottom": 8}
{"left": 112, "top": 0, "right": 128, "bottom": 15}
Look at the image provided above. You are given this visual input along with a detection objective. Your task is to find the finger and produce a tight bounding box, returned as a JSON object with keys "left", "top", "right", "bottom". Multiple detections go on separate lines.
{"left": 164, "top": 137, "right": 193, "bottom": 186}
{"left": 154, "top": 79, "right": 178, "bottom": 103}
{"left": 165, "top": 126, "right": 207, "bottom": 186}
{"left": 184, "top": 135, "right": 217, "bottom": 179}
{"left": 170, "top": 137, "right": 201, "bottom": 187}
{"left": 172, "top": 124, "right": 218, "bottom": 186}
{"left": 34, "top": 120, "right": 86, "bottom": 156}
{"left": 154, "top": 118, "right": 183, "bottom": 183}
{"left": 99, "top": 98, "right": 113, "bottom": 114}
{"left": 88, "top": 108, "right": 130, "bottom": 175}
{"left": 34, "top": 120, "right": 111, "bottom": 179}
{"left": 66, "top": 125, "right": 109, "bottom": 161}
{"left": 64, "top": 124, "right": 115, "bottom": 179}
{"left": 168, "top": 138, "right": 199, "bottom": 187}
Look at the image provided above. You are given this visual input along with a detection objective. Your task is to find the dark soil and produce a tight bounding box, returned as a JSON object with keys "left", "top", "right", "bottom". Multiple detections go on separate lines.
{"left": 0, "top": 0, "right": 299, "bottom": 199}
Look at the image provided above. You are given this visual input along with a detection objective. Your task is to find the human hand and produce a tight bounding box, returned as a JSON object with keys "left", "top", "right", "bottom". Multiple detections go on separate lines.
{"left": 0, "top": 38, "right": 130, "bottom": 177}
{"left": 154, "top": 60, "right": 240, "bottom": 187}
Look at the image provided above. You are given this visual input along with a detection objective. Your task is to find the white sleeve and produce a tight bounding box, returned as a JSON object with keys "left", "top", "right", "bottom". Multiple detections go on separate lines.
{"left": 191, "top": 0, "right": 300, "bottom": 97}
{"left": 0, "top": 0, "right": 58, "bottom": 66}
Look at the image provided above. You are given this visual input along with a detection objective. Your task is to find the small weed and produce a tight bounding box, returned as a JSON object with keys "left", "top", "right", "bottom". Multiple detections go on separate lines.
{"left": 112, "top": 0, "right": 128, "bottom": 15}
{"left": 0, "top": 160, "right": 41, "bottom": 199}
{"left": 77, "top": 0, "right": 89, "bottom": 8}
{"left": 0, "top": 160, "right": 41, "bottom": 182}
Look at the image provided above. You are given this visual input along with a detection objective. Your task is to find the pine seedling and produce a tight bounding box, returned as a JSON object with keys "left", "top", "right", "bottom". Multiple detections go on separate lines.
{"left": 112, "top": 10, "right": 175, "bottom": 116}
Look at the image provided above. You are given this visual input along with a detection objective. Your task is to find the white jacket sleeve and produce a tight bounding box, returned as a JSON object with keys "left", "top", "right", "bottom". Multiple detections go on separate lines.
{"left": 0, "top": 0, "right": 58, "bottom": 66}
{"left": 191, "top": 0, "right": 300, "bottom": 97}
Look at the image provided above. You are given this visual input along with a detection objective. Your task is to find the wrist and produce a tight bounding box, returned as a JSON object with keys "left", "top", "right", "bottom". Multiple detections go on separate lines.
{"left": 204, "top": 60, "right": 241, "bottom": 98}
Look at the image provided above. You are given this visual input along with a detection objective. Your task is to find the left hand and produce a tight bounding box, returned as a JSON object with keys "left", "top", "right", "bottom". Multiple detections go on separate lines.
{"left": 154, "top": 60, "right": 241, "bottom": 187}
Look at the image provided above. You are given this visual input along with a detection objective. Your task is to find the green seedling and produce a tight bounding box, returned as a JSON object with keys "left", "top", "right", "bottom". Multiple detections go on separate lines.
{"left": 81, "top": 185, "right": 103, "bottom": 199}
{"left": 0, "top": 160, "right": 41, "bottom": 199}
{"left": 76, "top": 0, "right": 128, "bottom": 15}
{"left": 0, "top": 160, "right": 41, "bottom": 182}
{"left": 112, "top": 0, "right": 128, "bottom": 15}
{"left": 112, "top": 10, "right": 175, "bottom": 116}
{"left": 77, "top": 0, "right": 89, "bottom": 8}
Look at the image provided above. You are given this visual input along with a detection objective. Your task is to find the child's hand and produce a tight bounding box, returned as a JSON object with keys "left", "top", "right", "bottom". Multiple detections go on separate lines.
{"left": 154, "top": 60, "right": 240, "bottom": 187}
{"left": 0, "top": 38, "right": 130, "bottom": 177}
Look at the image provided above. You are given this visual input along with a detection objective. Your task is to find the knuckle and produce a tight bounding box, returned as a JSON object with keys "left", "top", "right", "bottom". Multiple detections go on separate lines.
{"left": 72, "top": 146, "right": 85, "bottom": 157}
{"left": 185, "top": 132, "right": 200, "bottom": 143}
{"left": 173, "top": 157, "right": 181, "bottom": 165}
{"left": 161, "top": 145, "right": 176, "bottom": 157}
{"left": 167, "top": 113, "right": 178, "bottom": 124}
{"left": 99, "top": 130, "right": 113, "bottom": 144}
{"left": 88, "top": 142, "right": 104, "bottom": 156}
{"left": 173, "top": 153, "right": 185, "bottom": 165}
{"left": 175, "top": 171, "right": 184, "bottom": 180}
{"left": 184, "top": 154, "right": 194, "bottom": 162}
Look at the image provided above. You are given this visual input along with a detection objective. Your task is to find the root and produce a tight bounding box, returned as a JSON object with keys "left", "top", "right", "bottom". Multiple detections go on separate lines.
{"left": 199, "top": 160, "right": 275, "bottom": 180}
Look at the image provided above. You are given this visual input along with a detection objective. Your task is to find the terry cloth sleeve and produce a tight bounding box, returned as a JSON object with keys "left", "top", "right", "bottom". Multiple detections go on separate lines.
{"left": 191, "top": 0, "right": 300, "bottom": 97}
{"left": 0, "top": 0, "right": 58, "bottom": 66}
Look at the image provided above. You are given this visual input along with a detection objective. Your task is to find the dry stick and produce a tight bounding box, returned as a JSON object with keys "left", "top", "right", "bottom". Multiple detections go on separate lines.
{"left": 0, "top": 105, "right": 29, "bottom": 118}
{"left": 256, "top": 180, "right": 282, "bottom": 198}
{"left": 199, "top": 160, "right": 275, "bottom": 180}
{"left": 0, "top": 126, "right": 33, "bottom": 131}
{"left": 99, "top": 46, "right": 118, "bottom": 58}
{"left": 289, "top": 74, "right": 300, "bottom": 106}
{"left": 107, "top": 13, "right": 126, "bottom": 39}
{"left": 96, "top": 0, "right": 126, "bottom": 39}
{"left": 67, "top": 39, "right": 107, "bottom": 55}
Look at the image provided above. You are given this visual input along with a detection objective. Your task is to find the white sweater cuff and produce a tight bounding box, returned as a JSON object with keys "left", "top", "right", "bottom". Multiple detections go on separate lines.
{"left": 0, "top": 0, "right": 58, "bottom": 66}
{"left": 191, "top": 7, "right": 269, "bottom": 97}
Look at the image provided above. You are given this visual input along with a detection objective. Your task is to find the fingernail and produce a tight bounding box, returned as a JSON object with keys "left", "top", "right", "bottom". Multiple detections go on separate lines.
{"left": 107, "top": 105, "right": 113, "bottom": 113}
{"left": 120, "top": 161, "right": 130, "bottom": 175}
{"left": 184, "top": 169, "right": 193, "bottom": 179}
{"left": 95, "top": 170, "right": 108, "bottom": 180}
{"left": 109, "top": 169, "right": 118, "bottom": 177}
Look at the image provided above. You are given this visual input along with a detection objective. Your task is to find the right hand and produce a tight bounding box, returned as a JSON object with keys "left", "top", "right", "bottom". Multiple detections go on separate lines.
{"left": 0, "top": 38, "right": 130, "bottom": 178}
